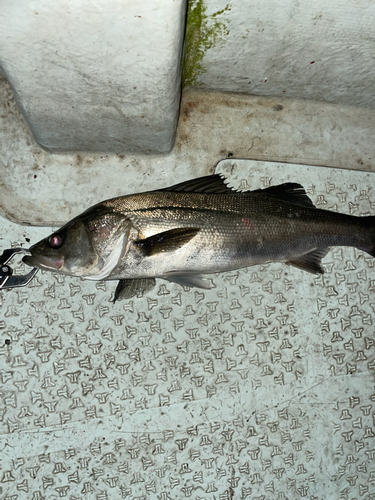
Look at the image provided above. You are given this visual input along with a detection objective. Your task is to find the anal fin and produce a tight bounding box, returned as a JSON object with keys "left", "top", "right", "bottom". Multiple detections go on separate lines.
{"left": 287, "top": 247, "right": 330, "bottom": 274}
{"left": 113, "top": 278, "right": 156, "bottom": 302}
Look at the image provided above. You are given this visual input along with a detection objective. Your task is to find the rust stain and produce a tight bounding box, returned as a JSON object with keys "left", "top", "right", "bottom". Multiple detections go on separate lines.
{"left": 181, "top": 100, "right": 200, "bottom": 119}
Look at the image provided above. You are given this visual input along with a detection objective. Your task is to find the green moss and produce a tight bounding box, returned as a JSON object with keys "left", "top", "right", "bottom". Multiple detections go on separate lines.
{"left": 182, "top": 0, "right": 231, "bottom": 87}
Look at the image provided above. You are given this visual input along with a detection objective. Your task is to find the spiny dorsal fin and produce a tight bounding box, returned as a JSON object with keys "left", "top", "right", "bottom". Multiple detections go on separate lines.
{"left": 287, "top": 247, "right": 330, "bottom": 274}
{"left": 158, "top": 174, "right": 240, "bottom": 194}
{"left": 257, "top": 183, "right": 316, "bottom": 209}
{"left": 135, "top": 227, "right": 200, "bottom": 257}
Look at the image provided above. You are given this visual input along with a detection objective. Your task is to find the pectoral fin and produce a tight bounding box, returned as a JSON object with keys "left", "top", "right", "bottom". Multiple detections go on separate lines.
{"left": 113, "top": 278, "right": 156, "bottom": 302}
{"left": 135, "top": 227, "right": 200, "bottom": 257}
{"left": 287, "top": 247, "right": 329, "bottom": 274}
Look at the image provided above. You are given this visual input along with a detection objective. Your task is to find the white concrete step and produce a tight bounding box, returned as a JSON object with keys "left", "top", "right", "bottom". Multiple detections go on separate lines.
{"left": 0, "top": 0, "right": 186, "bottom": 153}
{"left": 0, "top": 83, "right": 374, "bottom": 225}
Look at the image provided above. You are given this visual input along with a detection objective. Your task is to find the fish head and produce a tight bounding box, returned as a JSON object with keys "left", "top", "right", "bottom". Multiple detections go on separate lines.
{"left": 23, "top": 209, "right": 131, "bottom": 279}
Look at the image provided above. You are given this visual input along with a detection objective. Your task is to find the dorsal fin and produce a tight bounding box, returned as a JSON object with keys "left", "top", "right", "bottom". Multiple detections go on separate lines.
{"left": 257, "top": 183, "right": 316, "bottom": 208}
{"left": 157, "top": 175, "right": 315, "bottom": 208}
{"left": 158, "top": 174, "right": 240, "bottom": 194}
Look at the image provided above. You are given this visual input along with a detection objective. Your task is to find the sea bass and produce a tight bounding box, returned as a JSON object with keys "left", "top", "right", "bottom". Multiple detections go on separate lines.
{"left": 23, "top": 175, "right": 375, "bottom": 301}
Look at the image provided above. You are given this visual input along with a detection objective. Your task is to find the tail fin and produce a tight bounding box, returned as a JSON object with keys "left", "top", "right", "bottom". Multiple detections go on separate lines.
{"left": 361, "top": 215, "right": 375, "bottom": 258}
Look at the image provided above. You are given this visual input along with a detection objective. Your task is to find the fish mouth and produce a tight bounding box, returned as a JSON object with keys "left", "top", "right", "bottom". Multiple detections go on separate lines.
{"left": 23, "top": 254, "right": 64, "bottom": 271}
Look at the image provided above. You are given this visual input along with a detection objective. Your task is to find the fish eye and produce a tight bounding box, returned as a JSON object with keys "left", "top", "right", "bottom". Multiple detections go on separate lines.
{"left": 49, "top": 234, "right": 63, "bottom": 249}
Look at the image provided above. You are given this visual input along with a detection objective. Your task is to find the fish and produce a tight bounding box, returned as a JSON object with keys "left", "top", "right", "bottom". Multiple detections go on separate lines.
{"left": 23, "top": 174, "right": 375, "bottom": 301}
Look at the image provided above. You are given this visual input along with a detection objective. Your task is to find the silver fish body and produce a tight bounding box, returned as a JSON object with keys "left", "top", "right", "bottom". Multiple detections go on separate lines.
{"left": 23, "top": 175, "right": 375, "bottom": 300}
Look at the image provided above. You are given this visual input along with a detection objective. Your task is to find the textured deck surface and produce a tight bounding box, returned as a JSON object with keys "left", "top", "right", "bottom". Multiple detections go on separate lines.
{"left": 1, "top": 160, "right": 375, "bottom": 499}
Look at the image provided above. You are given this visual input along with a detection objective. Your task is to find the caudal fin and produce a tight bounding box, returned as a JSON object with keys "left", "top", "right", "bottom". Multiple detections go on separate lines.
{"left": 361, "top": 215, "right": 375, "bottom": 258}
